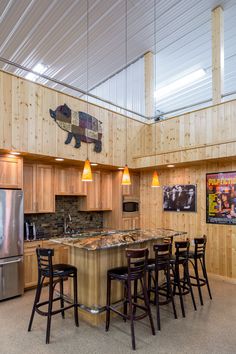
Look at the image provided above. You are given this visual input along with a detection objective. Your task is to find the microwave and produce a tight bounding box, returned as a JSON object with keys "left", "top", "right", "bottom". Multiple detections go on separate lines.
{"left": 122, "top": 200, "right": 139, "bottom": 213}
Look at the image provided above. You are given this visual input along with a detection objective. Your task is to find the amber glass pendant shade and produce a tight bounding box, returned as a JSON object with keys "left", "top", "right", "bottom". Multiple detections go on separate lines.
{"left": 82, "top": 159, "right": 93, "bottom": 181}
{"left": 121, "top": 164, "right": 131, "bottom": 185}
{"left": 151, "top": 170, "right": 160, "bottom": 187}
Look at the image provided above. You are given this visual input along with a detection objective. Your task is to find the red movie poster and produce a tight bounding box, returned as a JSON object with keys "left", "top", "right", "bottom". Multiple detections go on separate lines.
{"left": 206, "top": 172, "right": 236, "bottom": 225}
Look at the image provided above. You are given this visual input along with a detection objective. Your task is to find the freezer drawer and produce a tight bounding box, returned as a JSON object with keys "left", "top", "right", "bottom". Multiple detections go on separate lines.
{"left": 0, "top": 256, "right": 24, "bottom": 301}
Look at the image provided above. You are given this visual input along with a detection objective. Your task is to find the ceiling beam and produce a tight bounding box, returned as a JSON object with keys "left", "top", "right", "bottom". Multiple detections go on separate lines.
{"left": 212, "top": 6, "right": 224, "bottom": 105}
{"left": 144, "top": 51, "right": 154, "bottom": 117}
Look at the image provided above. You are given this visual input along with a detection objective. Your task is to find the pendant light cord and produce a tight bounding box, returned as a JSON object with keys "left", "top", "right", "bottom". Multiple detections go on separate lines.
{"left": 86, "top": 0, "right": 89, "bottom": 159}
{"left": 154, "top": 0, "right": 157, "bottom": 165}
{"left": 125, "top": 0, "right": 128, "bottom": 165}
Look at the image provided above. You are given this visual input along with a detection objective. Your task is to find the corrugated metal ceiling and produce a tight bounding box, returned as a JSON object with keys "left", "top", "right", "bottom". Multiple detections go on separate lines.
{"left": 0, "top": 0, "right": 235, "bottom": 117}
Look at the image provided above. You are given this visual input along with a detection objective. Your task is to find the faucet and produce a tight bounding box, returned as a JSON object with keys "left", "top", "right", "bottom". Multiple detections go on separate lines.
{"left": 64, "top": 213, "right": 72, "bottom": 234}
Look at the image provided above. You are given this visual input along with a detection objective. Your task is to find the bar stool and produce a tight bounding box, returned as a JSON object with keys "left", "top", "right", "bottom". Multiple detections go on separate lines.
{"left": 28, "top": 248, "right": 79, "bottom": 344}
{"left": 171, "top": 240, "right": 197, "bottom": 317}
{"left": 105, "top": 248, "right": 155, "bottom": 350}
{"left": 147, "top": 242, "right": 177, "bottom": 330}
{"left": 188, "top": 235, "right": 212, "bottom": 305}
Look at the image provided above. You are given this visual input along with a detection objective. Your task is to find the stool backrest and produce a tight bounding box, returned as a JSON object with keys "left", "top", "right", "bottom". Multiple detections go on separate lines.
{"left": 126, "top": 248, "right": 149, "bottom": 279}
{"left": 163, "top": 236, "right": 173, "bottom": 254}
{"left": 194, "top": 235, "right": 207, "bottom": 257}
{"left": 36, "top": 248, "right": 54, "bottom": 277}
{"left": 153, "top": 243, "right": 171, "bottom": 266}
{"left": 175, "top": 240, "right": 190, "bottom": 262}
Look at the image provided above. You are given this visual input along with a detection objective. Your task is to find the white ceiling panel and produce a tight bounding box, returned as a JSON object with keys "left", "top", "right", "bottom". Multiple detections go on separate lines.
{"left": 0, "top": 0, "right": 235, "bottom": 118}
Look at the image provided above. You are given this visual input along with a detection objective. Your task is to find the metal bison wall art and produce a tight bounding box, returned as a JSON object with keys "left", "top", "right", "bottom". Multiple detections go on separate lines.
{"left": 49, "top": 104, "right": 102, "bottom": 152}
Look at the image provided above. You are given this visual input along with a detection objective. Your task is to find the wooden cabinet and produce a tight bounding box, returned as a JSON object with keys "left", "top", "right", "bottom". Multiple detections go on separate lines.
{"left": 79, "top": 171, "right": 112, "bottom": 211}
{"left": 0, "top": 156, "right": 23, "bottom": 189}
{"left": 101, "top": 171, "right": 113, "bottom": 210}
{"left": 24, "top": 164, "right": 37, "bottom": 213}
{"left": 24, "top": 241, "right": 42, "bottom": 289}
{"left": 24, "top": 240, "right": 69, "bottom": 289}
{"left": 122, "top": 217, "right": 140, "bottom": 230}
{"left": 122, "top": 172, "right": 140, "bottom": 198}
{"left": 55, "top": 167, "right": 87, "bottom": 196}
{"left": 24, "top": 163, "right": 55, "bottom": 213}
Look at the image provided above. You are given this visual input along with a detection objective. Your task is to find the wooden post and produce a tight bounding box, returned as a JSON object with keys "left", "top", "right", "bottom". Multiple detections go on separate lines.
{"left": 144, "top": 51, "right": 154, "bottom": 117}
{"left": 212, "top": 6, "right": 224, "bottom": 105}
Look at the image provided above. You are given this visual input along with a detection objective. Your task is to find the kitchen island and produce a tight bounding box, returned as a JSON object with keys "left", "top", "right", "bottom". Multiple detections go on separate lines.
{"left": 52, "top": 228, "right": 186, "bottom": 326}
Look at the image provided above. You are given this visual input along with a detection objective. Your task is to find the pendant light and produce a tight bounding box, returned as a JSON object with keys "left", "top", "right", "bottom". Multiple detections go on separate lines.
{"left": 82, "top": 0, "right": 93, "bottom": 182}
{"left": 151, "top": 0, "right": 160, "bottom": 188}
{"left": 121, "top": 0, "right": 131, "bottom": 186}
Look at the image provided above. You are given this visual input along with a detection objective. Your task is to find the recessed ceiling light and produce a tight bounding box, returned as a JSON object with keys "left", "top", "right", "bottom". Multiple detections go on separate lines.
{"left": 167, "top": 164, "right": 175, "bottom": 168}
{"left": 25, "top": 63, "right": 48, "bottom": 82}
{"left": 91, "top": 163, "right": 98, "bottom": 166}
{"left": 55, "top": 158, "right": 64, "bottom": 161}
{"left": 118, "top": 167, "right": 124, "bottom": 170}
{"left": 10, "top": 152, "right": 20, "bottom": 155}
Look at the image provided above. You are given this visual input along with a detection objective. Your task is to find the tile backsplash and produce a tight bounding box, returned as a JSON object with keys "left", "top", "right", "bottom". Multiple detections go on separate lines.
{"left": 24, "top": 196, "right": 103, "bottom": 238}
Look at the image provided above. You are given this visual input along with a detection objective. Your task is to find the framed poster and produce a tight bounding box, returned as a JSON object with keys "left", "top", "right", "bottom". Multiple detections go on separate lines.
{"left": 206, "top": 171, "right": 236, "bottom": 225}
{"left": 163, "top": 184, "right": 197, "bottom": 212}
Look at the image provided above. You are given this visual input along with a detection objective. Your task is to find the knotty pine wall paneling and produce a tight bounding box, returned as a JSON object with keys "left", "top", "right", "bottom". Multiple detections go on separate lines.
{"left": 0, "top": 70, "right": 144, "bottom": 167}
{"left": 134, "top": 101, "right": 236, "bottom": 168}
{"left": 140, "top": 161, "right": 236, "bottom": 279}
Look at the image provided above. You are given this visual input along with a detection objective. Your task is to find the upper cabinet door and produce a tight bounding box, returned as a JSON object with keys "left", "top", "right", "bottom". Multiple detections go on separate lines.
{"left": 101, "top": 171, "right": 112, "bottom": 210}
{"left": 86, "top": 171, "right": 101, "bottom": 210}
{"left": 0, "top": 156, "right": 23, "bottom": 189}
{"left": 23, "top": 163, "right": 37, "bottom": 213}
{"left": 54, "top": 167, "right": 72, "bottom": 195}
{"left": 36, "top": 165, "right": 55, "bottom": 213}
{"left": 70, "top": 168, "right": 87, "bottom": 196}
{"left": 54, "top": 167, "right": 87, "bottom": 196}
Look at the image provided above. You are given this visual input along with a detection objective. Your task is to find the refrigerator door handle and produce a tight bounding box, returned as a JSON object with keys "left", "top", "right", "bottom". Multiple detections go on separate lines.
{"left": 0, "top": 258, "right": 22, "bottom": 266}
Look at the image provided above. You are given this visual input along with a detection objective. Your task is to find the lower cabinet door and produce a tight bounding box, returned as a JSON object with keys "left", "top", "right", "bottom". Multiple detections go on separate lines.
{"left": 0, "top": 257, "right": 24, "bottom": 300}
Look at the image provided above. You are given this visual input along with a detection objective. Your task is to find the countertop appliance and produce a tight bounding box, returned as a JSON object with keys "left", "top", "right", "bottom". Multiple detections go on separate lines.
{"left": 122, "top": 198, "right": 139, "bottom": 217}
{"left": 0, "top": 189, "right": 24, "bottom": 301}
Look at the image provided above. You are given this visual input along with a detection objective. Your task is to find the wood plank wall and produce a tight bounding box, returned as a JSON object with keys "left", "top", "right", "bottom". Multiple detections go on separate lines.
{"left": 140, "top": 161, "right": 236, "bottom": 279}
{"left": 0, "top": 70, "right": 144, "bottom": 167}
{"left": 133, "top": 101, "right": 236, "bottom": 168}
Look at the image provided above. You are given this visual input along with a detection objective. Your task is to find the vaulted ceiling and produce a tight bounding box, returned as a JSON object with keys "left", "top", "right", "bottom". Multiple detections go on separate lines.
{"left": 0, "top": 0, "right": 235, "bottom": 116}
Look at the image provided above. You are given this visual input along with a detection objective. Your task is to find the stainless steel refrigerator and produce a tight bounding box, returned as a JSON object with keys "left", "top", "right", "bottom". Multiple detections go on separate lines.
{"left": 0, "top": 189, "right": 24, "bottom": 301}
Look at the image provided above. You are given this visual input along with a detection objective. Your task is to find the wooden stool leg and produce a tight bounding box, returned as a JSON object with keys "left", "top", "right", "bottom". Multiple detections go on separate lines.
{"left": 123, "top": 281, "right": 128, "bottom": 322}
{"left": 194, "top": 258, "right": 204, "bottom": 305}
{"left": 166, "top": 265, "right": 177, "bottom": 320}
{"left": 128, "top": 279, "right": 136, "bottom": 351}
{"left": 185, "top": 262, "right": 197, "bottom": 311}
{"left": 73, "top": 272, "right": 79, "bottom": 327}
{"left": 141, "top": 278, "right": 155, "bottom": 336}
{"left": 60, "top": 278, "right": 65, "bottom": 318}
{"left": 155, "top": 269, "right": 161, "bottom": 330}
{"left": 202, "top": 257, "right": 212, "bottom": 300}
{"left": 105, "top": 276, "right": 111, "bottom": 332}
{"left": 176, "top": 266, "right": 185, "bottom": 317}
{"left": 28, "top": 277, "right": 43, "bottom": 332}
{"left": 46, "top": 280, "right": 54, "bottom": 344}
{"left": 147, "top": 271, "right": 152, "bottom": 302}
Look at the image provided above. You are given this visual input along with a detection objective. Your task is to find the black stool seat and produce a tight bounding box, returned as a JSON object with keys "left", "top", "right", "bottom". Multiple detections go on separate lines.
{"left": 52, "top": 264, "right": 77, "bottom": 276}
{"left": 28, "top": 248, "right": 79, "bottom": 344}
{"left": 107, "top": 266, "right": 128, "bottom": 280}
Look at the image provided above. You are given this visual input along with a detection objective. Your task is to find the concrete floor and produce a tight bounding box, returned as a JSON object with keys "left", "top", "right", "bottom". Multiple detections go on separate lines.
{"left": 0, "top": 278, "right": 236, "bottom": 354}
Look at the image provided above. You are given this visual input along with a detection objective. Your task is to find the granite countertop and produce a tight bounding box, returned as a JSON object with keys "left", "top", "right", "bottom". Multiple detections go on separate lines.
{"left": 50, "top": 228, "right": 187, "bottom": 251}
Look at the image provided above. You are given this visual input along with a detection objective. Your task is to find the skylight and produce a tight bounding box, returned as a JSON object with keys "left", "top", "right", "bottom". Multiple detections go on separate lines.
{"left": 25, "top": 63, "right": 48, "bottom": 82}
{"left": 155, "top": 69, "right": 206, "bottom": 101}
